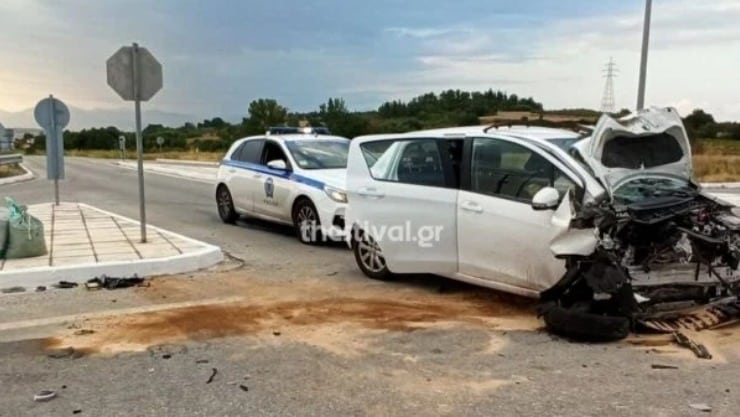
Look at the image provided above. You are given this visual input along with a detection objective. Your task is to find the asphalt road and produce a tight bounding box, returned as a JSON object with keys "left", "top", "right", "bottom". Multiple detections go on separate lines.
{"left": 6, "top": 156, "right": 352, "bottom": 273}
{"left": 1, "top": 156, "right": 740, "bottom": 417}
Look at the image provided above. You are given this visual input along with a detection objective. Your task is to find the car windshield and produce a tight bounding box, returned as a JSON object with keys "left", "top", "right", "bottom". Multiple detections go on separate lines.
{"left": 613, "top": 176, "right": 695, "bottom": 204}
{"left": 285, "top": 140, "right": 349, "bottom": 170}
{"left": 547, "top": 137, "right": 581, "bottom": 151}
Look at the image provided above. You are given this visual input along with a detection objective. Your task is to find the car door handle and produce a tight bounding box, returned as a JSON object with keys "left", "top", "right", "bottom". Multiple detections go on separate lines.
{"left": 253, "top": 173, "right": 262, "bottom": 179}
{"left": 357, "top": 187, "right": 385, "bottom": 199}
{"left": 460, "top": 201, "right": 483, "bottom": 213}
{"left": 228, "top": 168, "right": 236, "bottom": 173}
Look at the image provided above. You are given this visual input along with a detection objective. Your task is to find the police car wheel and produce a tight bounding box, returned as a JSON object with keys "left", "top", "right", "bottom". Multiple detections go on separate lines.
{"left": 216, "top": 185, "right": 238, "bottom": 224}
{"left": 352, "top": 230, "right": 393, "bottom": 281}
{"left": 293, "top": 199, "right": 322, "bottom": 245}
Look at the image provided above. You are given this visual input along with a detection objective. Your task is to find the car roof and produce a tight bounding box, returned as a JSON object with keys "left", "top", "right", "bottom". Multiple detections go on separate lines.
{"left": 353, "top": 125, "right": 583, "bottom": 143}
{"left": 236, "top": 134, "right": 349, "bottom": 144}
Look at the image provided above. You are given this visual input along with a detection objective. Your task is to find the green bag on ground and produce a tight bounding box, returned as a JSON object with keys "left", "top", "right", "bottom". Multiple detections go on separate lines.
{"left": 0, "top": 207, "right": 9, "bottom": 258}
{"left": 4, "top": 197, "right": 47, "bottom": 259}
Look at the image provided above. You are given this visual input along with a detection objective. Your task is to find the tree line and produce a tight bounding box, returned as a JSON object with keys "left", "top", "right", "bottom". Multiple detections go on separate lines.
{"left": 25, "top": 89, "right": 542, "bottom": 153}
{"left": 23, "top": 90, "right": 738, "bottom": 155}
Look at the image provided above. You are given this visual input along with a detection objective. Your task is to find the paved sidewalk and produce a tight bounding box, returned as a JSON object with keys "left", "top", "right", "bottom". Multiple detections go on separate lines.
{"left": 0, "top": 202, "right": 223, "bottom": 290}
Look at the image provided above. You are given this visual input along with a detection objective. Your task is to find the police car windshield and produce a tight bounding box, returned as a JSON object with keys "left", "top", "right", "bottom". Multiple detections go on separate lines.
{"left": 285, "top": 140, "right": 349, "bottom": 170}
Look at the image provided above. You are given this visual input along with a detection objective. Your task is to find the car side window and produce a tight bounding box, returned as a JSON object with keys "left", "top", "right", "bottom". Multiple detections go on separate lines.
{"left": 360, "top": 139, "right": 446, "bottom": 187}
{"left": 470, "top": 138, "right": 576, "bottom": 202}
{"left": 261, "top": 141, "right": 289, "bottom": 166}
{"left": 233, "top": 139, "right": 263, "bottom": 164}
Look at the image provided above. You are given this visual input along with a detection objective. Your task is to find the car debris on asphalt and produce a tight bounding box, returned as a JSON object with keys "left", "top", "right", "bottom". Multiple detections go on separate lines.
{"left": 33, "top": 390, "right": 57, "bottom": 402}
{"left": 688, "top": 403, "right": 713, "bottom": 412}
{"left": 85, "top": 275, "right": 146, "bottom": 290}
{"left": 1, "top": 286, "right": 25, "bottom": 294}
{"left": 673, "top": 330, "right": 713, "bottom": 359}
{"left": 46, "top": 347, "right": 83, "bottom": 359}
{"left": 651, "top": 363, "right": 679, "bottom": 370}
{"left": 206, "top": 368, "right": 218, "bottom": 384}
{"left": 53, "top": 281, "right": 79, "bottom": 289}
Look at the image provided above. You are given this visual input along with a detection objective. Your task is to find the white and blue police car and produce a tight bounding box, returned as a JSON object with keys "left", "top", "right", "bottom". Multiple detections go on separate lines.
{"left": 215, "top": 127, "right": 349, "bottom": 244}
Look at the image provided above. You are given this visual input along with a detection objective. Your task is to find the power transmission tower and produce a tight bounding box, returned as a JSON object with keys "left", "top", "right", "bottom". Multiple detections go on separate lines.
{"left": 601, "top": 57, "right": 618, "bottom": 113}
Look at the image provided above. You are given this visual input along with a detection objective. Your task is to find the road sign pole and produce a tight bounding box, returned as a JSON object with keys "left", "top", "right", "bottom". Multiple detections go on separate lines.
{"left": 48, "top": 95, "right": 60, "bottom": 206}
{"left": 107, "top": 42, "right": 162, "bottom": 244}
{"left": 132, "top": 43, "right": 147, "bottom": 243}
{"left": 34, "top": 95, "right": 69, "bottom": 204}
{"left": 636, "top": 0, "right": 652, "bottom": 110}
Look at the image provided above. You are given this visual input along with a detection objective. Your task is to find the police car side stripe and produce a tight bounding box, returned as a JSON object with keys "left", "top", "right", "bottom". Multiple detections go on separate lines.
{"left": 222, "top": 160, "right": 326, "bottom": 191}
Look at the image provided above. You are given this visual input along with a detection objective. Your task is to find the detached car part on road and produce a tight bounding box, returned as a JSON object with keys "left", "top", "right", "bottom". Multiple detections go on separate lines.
{"left": 345, "top": 107, "right": 740, "bottom": 341}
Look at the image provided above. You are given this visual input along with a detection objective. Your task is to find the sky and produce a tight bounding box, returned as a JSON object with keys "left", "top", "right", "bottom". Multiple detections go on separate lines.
{"left": 1, "top": 0, "right": 739, "bottom": 129}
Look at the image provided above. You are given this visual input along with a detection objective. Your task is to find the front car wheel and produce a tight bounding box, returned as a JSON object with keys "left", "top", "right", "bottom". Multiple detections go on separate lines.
{"left": 352, "top": 230, "right": 393, "bottom": 280}
{"left": 293, "top": 199, "right": 323, "bottom": 245}
{"left": 216, "top": 185, "right": 238, "bottom": 224}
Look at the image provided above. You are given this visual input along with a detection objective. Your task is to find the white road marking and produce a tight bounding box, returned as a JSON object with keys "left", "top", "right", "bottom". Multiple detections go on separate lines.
{"left": 0, "top": 296, "right": 244, "bottom": 332}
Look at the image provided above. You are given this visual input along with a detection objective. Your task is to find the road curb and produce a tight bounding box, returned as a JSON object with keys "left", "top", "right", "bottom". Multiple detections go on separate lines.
{"left": 701, "top": 182, "right": 740, "bottom": 189}
{"left": 0, "top": 163, "right": 35, "bottom": 186}
{"left": 0, "top": 203, "right": 224, "bottom": 291}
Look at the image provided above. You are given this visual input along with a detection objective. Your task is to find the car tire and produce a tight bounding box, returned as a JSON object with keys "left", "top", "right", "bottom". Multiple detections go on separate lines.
{"left": 539, "top": 301, "right": 630, "bottom": 343}
{"left": 216, "top": 185, "right": 238, "bottom": 224}
{"left": 292, "top": 198, "right": 322, "bottom": 245}
{"left": 352, "top": 229, "right": 394, "bottom": 281}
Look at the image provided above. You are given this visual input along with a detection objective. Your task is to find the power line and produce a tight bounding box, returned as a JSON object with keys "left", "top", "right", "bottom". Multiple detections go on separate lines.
{"left": 600, "top": 57, "right": 618, "bottom": 113}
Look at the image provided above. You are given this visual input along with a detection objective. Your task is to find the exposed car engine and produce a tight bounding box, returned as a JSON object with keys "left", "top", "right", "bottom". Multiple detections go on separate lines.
{"left": 539, "top": 189, "right": 740, "bottom": 343}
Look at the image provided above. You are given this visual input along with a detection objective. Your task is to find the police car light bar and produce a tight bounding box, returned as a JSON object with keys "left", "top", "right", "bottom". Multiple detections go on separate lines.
{"left": 266, "top": 126, "right": 332, "bottom": 136}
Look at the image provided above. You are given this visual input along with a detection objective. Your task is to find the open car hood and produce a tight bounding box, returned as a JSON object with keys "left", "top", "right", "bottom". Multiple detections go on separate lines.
{"left": 580, "top": 107, "right": 693, "bottom": 196}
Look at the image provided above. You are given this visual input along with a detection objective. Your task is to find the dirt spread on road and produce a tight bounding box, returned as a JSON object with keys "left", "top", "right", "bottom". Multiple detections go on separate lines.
{"left": 44, "top": 272, "right": 538, "bottom": 355}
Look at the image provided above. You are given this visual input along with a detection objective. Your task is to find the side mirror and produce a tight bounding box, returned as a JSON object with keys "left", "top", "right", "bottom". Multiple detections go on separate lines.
{"left": 267, "top": 159, "right": 288, "bottom": 170}
{"left": 531, "top": 187, "right": 560, "bottom": 211}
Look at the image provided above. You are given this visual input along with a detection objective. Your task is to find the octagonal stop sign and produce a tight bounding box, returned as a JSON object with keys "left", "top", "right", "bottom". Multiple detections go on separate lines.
{"left": 106, "top": 45, "right": 163, "bottom": 101}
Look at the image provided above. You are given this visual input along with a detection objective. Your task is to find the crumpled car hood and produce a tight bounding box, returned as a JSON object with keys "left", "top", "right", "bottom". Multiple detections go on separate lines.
{"left": 578, "top": 107, "right": 693, "bottom": 196}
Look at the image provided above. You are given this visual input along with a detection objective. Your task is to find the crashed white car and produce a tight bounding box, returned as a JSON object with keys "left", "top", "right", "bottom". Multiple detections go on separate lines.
{"left": 346, "top": 107, "right": 740, "bottom": 341}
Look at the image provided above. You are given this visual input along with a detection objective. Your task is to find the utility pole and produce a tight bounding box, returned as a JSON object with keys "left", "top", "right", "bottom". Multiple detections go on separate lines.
{"left": 601, "top": 57, "right": 618, "bottom": 113}
{"left": 636, "top": 0, "right": 652, "bottom": 110}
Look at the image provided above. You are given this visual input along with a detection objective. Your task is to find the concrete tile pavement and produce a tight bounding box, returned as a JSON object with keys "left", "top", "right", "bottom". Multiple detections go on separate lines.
{"left": 0, "top": 202, "right": 223, "bottom": 290}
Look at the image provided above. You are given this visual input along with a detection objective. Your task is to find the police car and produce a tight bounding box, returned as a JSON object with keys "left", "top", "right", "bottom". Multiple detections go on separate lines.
{"left": 216, "top": 127, "right": 349, "bottom": 244}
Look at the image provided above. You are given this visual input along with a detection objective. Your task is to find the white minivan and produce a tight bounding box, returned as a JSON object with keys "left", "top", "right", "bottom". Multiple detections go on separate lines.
{"left": 345, "top": 108, "right": 740, "bottom": 341}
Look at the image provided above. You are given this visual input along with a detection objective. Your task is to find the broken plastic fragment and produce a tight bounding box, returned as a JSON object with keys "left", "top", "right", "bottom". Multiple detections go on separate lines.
{"left": 33, "top": 390, "right": 56, "bottom": 402}
{"left": 688, "top": 403, "right": 712, "bottom": 412}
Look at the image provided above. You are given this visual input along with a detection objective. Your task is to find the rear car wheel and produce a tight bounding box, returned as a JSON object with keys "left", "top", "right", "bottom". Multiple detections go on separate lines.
{"left": 293, "top": 198, "right": 322, "bottom": 245}
{"left": 352, "top": 230, "right": 393, "bottom": 281}
{"left": 216, "top": 185, "right": 238, "bottom": 224}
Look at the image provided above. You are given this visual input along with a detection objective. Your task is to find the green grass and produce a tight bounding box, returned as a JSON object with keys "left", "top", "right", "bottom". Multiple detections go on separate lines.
{"left": 691, "top": 139, "right": 740, "bottom": 182}
{"left": 0, "top": 163, "right": 25, "bottom": 178}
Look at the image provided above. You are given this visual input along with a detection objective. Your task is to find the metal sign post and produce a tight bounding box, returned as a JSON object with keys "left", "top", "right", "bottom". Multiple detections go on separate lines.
{"left": 33, "top": 95, "right": 69, "bottom": 206}
{"left": 107, "top": 42, "right": 163, "bottom": 243}
{"left": 156, "top": 136, "right": 164, "bottom": 152}
{"left": 636, "top": 0, "right": 652, "bottom": 110}
{"left": 118, "top": 135, "right": 127, "bottom": 160}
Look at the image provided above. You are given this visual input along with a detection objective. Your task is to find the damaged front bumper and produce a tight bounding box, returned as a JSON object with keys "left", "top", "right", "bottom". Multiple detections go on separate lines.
{"left": 540, "top": 190, "right": 740, "bottom": 344}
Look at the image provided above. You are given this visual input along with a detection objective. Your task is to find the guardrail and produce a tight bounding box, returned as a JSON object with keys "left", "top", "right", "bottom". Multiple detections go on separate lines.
{"left": 0, "top": 154, "right": 22, "bottom": 166}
